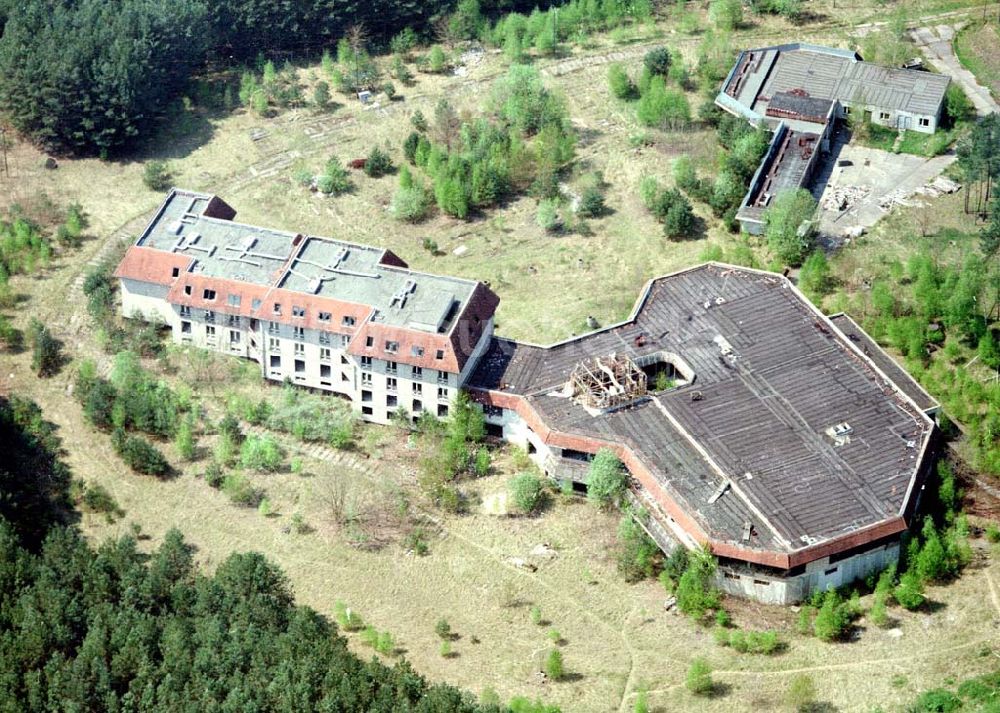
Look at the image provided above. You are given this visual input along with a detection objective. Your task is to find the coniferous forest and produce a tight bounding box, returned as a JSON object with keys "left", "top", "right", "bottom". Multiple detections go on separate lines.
{"left": 0, "top": 394, "right": 516, "bottom": 711}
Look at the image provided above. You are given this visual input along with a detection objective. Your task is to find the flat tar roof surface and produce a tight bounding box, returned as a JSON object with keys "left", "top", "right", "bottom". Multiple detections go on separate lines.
{"left": 138, "top": 190, "right": 478, "bottom": 333}
{"left": 471, "top": 264, "right": 933, "bottom": 554}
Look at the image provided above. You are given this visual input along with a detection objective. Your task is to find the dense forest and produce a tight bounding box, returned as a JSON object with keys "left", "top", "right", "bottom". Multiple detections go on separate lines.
{"left": 0, "top": 0, "right": 569, "bottom": 156}
{"left": 0, "top": 394, "right": 553, "bottom": 711}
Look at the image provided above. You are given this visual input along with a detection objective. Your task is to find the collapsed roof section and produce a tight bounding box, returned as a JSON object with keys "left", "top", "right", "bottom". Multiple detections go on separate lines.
{"left": 469, "top": 264, "right": 936, "bottom": 570}
{"left": 116, "top": 188, "right": 500, "bottom": 373}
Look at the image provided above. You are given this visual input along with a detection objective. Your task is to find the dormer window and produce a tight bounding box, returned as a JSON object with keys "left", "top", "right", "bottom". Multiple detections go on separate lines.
{"left": 385, "top": 341, "right": 399, "bottom": 354}
{"left": 365, "top": 336, "right": 374, "bottom": 347}
{"left": 435, "top": 349, "right": 445, "bottom": 360}
{"left": 273, "top": 303, "right": 282, "bottom": 315}
{"left": 342, "top": 316, "right": 356, "bottom": 327}
{"left": 411, "top": 345, "right": 425, "bottom": 357}
{"left": 318, "top": 311, "right": 331, "bottom": 322}
{"left": 203, "top": 289, "right": 216, "bottom": 301}
{"left": 292, "top": 306, "right": 305, "bottom": 318}
{"left": 171, "top": 267, "right": 180, "bottom": 278}
{"left": 251, "top": 298, "right": 262, "bottom": 310}
{"left": 184, "top": 285, "right": 192, "bottom": 296}
{"left": 228, "top": 294, "right": 241, "bottom": 308}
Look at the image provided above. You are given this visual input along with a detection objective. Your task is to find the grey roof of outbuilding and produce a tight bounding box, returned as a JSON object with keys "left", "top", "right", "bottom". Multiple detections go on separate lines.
{"left": 720, "top": 43, "right": 949, "bottom": 119}
{"left": 470, "top": 264, "right": 934, "bottom": 554}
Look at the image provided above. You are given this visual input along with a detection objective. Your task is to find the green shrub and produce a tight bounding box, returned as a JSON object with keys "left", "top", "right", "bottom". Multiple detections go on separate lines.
{"left": 643, "top": 47, "right": 671, "bottom": 77}
{"left": 675, "top": 548, "right": 720, "bottom": 620}
{"left": 114, "top": 431, "right": 169, "bottom": 476}
{"left": 364, "top": 146, "right": 394, "bottom": 177}
{"left": 391, "top": 184, "right": 432, "bottom": 222}
{"left": 685, "top": 658, "right": 713, "bottom": 695}
{"left": 427, "top": 45, "right": 448, "bottom": 73}
{"left": 222, "top": 473, "right": 263, "bottom": 507}
{"left": 509, "top": 472, "right": 545, "bottom": 514}
{"left": 334, "top": 601, "right": 364, "bottom": 631}
{"left": 728, "top": 629, "right": 780, "bottom": 654}
{"left": 80, "top": 482, "right": 124, "bottom": 522}
{"left": 204, "top": 462, "right": 224, "bottom": 488}
{"left": 608, "top": 63, "right": 637, "bottom": 100}
{"left": 544, "top": 648, "right": 564, "bottom": 680}
{"left": 812, "top": 590, "right": 852, "bottom": 641}
{"left": 240, "top": 434, "right": 283, "bottom": 472}
{"left": 143, "top": 161, "right": 172, "bottom": 192}
{"left": 435, "top": 618, "right": 452, "bottom": 640}
{"left": 586, "top": 449, "right": 627, "bottom": 507}
{"left": 577, "top": 186, "right": 606, "bottom": 218}
{"left": 785, "top": 674, "right": 817, "bottom": 711}
{"left": 536, "top": 199, "right": 562, "bottom": 233}
{"left": 617, "top": 514, "right": 660, "bottom": 582}
{"left": 895, "top": 569, "right": 926, "bottom": 610}
{"left": 30, "top": 320, "right": 61, "bottom": 377}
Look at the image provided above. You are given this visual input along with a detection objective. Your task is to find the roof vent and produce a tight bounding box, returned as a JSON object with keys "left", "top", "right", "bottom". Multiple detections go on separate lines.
{"left": 308, "top": 278, "right": 322, "bottom": 294}
{"left": 168, "top": 221, "right": 184, "bottom": 235}
{"left": 242, "top": 236, "right": 257, "bottom": 252}
{"left": 825, "top": 421, "right": 853, "bottom": 446}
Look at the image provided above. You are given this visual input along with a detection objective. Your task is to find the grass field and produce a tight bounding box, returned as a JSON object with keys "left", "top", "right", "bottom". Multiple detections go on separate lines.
{"left": 955, "top": 20, "right": 1000, "bottom": 97}
{"left": 2, "top": 2, "right": 1000, "bottom": 710}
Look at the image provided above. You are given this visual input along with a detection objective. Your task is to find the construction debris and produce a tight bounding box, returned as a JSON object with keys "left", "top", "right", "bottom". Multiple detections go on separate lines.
{"left": 569, "top": 353, "right": 647, "bottom": 410}
{"left": 820, "top": 185, "right": 871, "bottom": 212}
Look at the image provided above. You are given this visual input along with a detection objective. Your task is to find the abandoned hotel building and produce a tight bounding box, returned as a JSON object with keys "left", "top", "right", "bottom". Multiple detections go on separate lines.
{"left": 715, "top": 43, "right": 951, "bottom": 234}
{"left": 116, "top": 189, "right": 940, "bottom": 604}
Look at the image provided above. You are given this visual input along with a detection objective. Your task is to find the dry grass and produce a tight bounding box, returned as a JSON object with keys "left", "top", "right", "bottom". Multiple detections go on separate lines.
{"left": 2, "top": 344, "right": 1000, "bottom": 713}
{"left": 2, "top": 5, "right": 999, "bottom": 710}
{"left": 956, "top": 20, "right": 1000, "bottom": 97}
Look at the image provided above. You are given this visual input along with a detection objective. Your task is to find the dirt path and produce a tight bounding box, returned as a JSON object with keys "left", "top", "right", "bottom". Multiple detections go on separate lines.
{"left": 911, "top": 22, "right": 1000, "bottom": 116}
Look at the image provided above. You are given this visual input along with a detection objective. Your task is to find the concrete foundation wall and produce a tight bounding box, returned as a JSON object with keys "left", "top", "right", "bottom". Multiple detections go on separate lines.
{"left": 121, "top": 280, "right": 173, "bottom": 325}
{"left": 717, "top": 539, "right": 900, "bottom": 604}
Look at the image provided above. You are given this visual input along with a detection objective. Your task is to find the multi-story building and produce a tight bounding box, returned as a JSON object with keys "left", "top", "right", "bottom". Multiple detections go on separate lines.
{"left": 114, "top": 188, "right": 499, "bottom": 424}
{"left": 117, "top": 191, "right": 940, "bottom": 604}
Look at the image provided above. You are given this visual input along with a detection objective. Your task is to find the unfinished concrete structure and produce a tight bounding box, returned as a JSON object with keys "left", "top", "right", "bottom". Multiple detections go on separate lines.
{"left": 116, "top": 193, "right": 940, "bottom": 604}
{"left": 115, "top": 189, "right": 499, "bottom": 424}
{"left": 716, "top": 43, "right": 950, "bottom": 233}
{"left": 469, "top": 264, "right": 939, "bottom": 604}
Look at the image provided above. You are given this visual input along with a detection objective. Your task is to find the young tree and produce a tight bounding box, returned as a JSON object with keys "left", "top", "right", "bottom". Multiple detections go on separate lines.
{"left": 763, "top": 189, "right": 817, "bottom": 265}
{"left": 509, "top": 472, "right": 545, "bottom": 514}
{"left": 608, "top": 63, "right": 637, "bottom": 100}
{"left": 643, "top": 47, "right": 671, "bottom": 77}
{"left": 785, "top": 674, "right": 817, "bottom": 710}
{"left": 709, "top": 0, "right": 743, "bottom": 30}
{"left": 544, "top": 648, "right": 564, "bottom": 680}
{"left": 895, "top": 569, "right": 926, "bottom": 610}
{"left": 685, "top": 658, "right": 713, "bottom": 695}
{"left": 812, "top": 590, "right": 851, "bottom": 641}
{"left": 364, "top": 147, "right": 394, "bottom": 177}
{"left": 797, "top": 250, "right": 831, "bottom": 301}
{"left": 586, "top": 448, "right": 627, "bottom": 507}
{"left": 30, "top": 320, "right": 60, "bottom": 377}
{"left": 143, "top": 161, "right": 172, "bottom": 191}
{"left": 675, "top": 548, "right": 721, "bottom": 620}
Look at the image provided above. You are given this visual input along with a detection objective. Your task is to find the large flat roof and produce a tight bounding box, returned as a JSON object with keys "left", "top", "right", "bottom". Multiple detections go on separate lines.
{"left": 134, "top": 189, "right": 478, "bottom": 335}
{"left": 470, "top": 264, "right": 934, "bottom": 561}
{"left": 722, "top": 43, "right": 949, "bottom": 120}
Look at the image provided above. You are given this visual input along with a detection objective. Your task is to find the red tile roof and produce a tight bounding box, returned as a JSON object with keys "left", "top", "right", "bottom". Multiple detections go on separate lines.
{"left": 114, "top": 246, "right": 194, "bottom": 286}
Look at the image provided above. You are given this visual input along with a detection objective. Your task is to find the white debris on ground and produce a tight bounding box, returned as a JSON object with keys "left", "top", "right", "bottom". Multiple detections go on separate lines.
{"left": 452, "top": 245, "right": 468, "bottom": 257}
{"left": 820, "top": 185, "right": 871, "bottom": 212}
{"left": 482, "top": 492, "right": 509, "bottom": 516}
{"left": 453, "top": 47, "right": 485, "bottom": 77}
{"left": 530, "top": 543, "right": 558, "bottom": 559}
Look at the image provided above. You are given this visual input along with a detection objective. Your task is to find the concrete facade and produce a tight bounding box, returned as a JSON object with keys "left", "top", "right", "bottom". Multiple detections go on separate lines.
{"left": 115, "top": 189, "right": 499, "bottom": 426}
